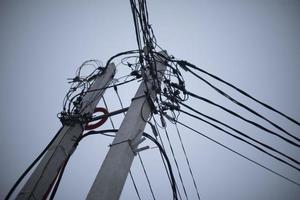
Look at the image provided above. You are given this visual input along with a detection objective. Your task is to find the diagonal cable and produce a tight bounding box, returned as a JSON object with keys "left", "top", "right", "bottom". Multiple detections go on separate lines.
{"left": 174, "top": 123, "right": 201, "bottom": 199}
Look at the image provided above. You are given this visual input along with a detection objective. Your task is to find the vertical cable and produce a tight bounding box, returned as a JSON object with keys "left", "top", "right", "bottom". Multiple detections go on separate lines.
{"left": 138, "top": 153, "right": 156, "bottom": 200}
{"left": 163, "top": 127, "right": 189, "bottom": 200}
{"left": 174, "top": 123, "right": 201, "bottom": 199}
{"left": 153, "top": 118, "right": 183, "bottom": 200}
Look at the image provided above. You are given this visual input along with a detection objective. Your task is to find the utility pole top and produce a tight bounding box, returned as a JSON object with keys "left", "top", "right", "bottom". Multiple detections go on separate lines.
{"left": 16, "top": 63, "right": 116, "bottom": 200}
{"left": 87, "top": 51, "right": 168, "bottom": 200}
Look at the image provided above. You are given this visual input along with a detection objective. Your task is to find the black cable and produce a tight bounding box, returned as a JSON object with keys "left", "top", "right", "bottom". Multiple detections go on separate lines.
{"left": 179, "top": 102, "right": 300, "bottom": 165}
{"left": 129, "top": 170, "right": 142, "bottom": 200}
{"left": 179, "top": 109, "right": 300, "bottom": 172}
{"left": 65, "top": 78, "right": 138, "bottom": 117}
{"left": 103, "top": 96, "right": 116, "bottom": 129}
{"left": 137, "top": 153, "right": 156, "bottom": 200}
{"left": 49, "top": 155, "right": 70, "bottom": 200}
{"left": 142, "top": 132, "right": 178, "bottom": 200}
{"left": 104, "top": 50, "right": 140, "bottom": 69}
{"left": 153, "top": 118, "right": 183, "bottom": 200}
{"left": 84, "top": 78, "right": 138, "bottom": 94}
{"left": 130, "top": 0, "right": 142, "bottom": 52}
{"left": 76, "top": 129, "right": 117, "bottom": 143}
{"left": 5, "top": 127, "right": 63, "bottom": 200}
{"left": 73, "top": 129, "right": 142, "bottom": 200}
{"left": 174, "top": 123, "right": 201, "bottom": 200}
{"left": 176, "top": 120, "right": 300, "bottom": 187}
{"left": 180, "top": 64, "right": 300, "bottom": 143}
{"left": 180, "top": 60, "right": 300, "bottom": 126}
{"left": 185, "top": 90, "right": 300, "bottom": 148}
{"left": 75, "top": 128, "right": 177, "bottom": 200}
{"left": 163, "top": 127, "right": 189, "bottom": 199}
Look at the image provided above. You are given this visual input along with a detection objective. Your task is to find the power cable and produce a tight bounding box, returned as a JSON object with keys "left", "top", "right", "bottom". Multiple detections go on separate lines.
{"left": 154, "top": 51, "right": 300, "bottom": 126}
{"left": 176, "top": 121, "right": 300, "bottom": 187}
{"left": 185, "top": 90, "right": 300, "bottom": 148}
{"left": 179, "top": 64, "right": 300, "bottom": 143}
{"left": 152, "top": 118, "right": 183, "bottom": 200}
{"left": 137, "top": 153, "right": 156, "bottom": 200}
{"left": 75, "top": 128, "right": 178, "bottom": 200}
{"left": 4, "top": 127, "right": 63, "bottom": 200}
{"left": 49, "top": 155, "right": 70, "bottom": 200}
{"left": 142, "top": 132, "right": 178, "bottom": 200}
{"left": 174, "top": 123, "right": 201, "bottom": 200}
{"left": 179, "top": 60, "right": 300, "bottom": 126}
{"left": 179, "top": 109, "right": 300, "bottom": 172}
{"left": 163, "top": 127, "right": 189, "bottom": 199}
{"left": 149, "top": 121, "right": 183, "bottom": 200}
{"left": 179, "top": 102, "right": 300, "bottom": 165}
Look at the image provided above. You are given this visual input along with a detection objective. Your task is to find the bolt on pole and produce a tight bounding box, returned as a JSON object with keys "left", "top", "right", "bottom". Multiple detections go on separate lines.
{"left": 86, "top": 51, "right": 167, "bottom": 200}
{"left": 16, "top": 64, "right": 116, "bottom": 200}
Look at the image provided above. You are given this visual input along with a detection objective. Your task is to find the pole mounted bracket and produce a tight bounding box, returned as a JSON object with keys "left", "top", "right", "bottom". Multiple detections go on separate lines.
{"left": 109, "top": 136, "right": 149, "bottom": 156}
{"left": 130, "top": 137, "right": 149, "bottom": 155}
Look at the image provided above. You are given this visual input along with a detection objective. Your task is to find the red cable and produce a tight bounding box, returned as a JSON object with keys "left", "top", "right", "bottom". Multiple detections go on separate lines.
{"left": 85, "top": 107, "right": 109, "bottom": 130}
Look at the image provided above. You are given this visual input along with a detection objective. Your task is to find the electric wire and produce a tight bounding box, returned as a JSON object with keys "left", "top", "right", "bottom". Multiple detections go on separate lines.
{"left": 104, "top": 50, "right": 140, "bottom": 69}
{"left": 179, "top": 102, "right": 300, "bottom": 165}
{"left": 142, "top": 132, "right": 178, "bottom": 200}
{"left": 49, "top": 155, "right": 70, "bottom": 200}
{"left": 103, "top": 96, "right": 116, "bottom": 129}
{"left": 179, "top": 109, "right": 300, "bottom": 172}
{"left": 152, "top": 118, "right": 183, "bottom": 200}
{"left": 75, "top": 128, "right": 178, "bottom": 200}
{"left": 153, "top": 51, "right": 300, "bottom": 126}
{"left": 174, "top": 123, "right": 201, "bottom": 200}
{"left": 4, "top": 127, "right": 63, "bottom": 200}
{"left": 176, "top": 120, "right": 300, "bottom": 187}
{"left": 163, "top": 127, "right": 189, "bottom": 199}
{"left": 185, "top": 90, "right": 300, "bottom": 148}
{"left": 137, "top": 153, "right": 156, "bottom": 200}
{"left": 180, "top": 60, "right": 300, "bottom": 126}
{"left": 180, "top": 64, "right": 300, "bottom": 143}
{"left": 48, "top": 129, "right": 130, "bottom": 200}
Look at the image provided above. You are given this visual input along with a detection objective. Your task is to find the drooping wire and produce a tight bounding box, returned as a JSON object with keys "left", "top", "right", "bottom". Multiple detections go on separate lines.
{"left": 75, "top": 128, "right": 178, "bottom": 200}
{"left": 184, "top": 90, "right": 300, "bottom": 148}
{"left": 162, "top": 127, "right": 189, "bottom": 199}
{"left": 177, "top": 63, "right": 300, "bottom": 143}
{"left": 153, "top": 51, "right": 300, "bottom": 126}
{"left": 179, "top": 109, "right": 300, "bottom": 172}
{"left": 174, "top": 123, "right": 201, "bottom": 200}
{"left": 129, "top": 172, "right": 142, "bottom": 200}
{"left": 137, "top": 153, "right": 156, "bottom": 200}
{"left": 179, "top": 102, "right": 300, "bottom": 165}
{"left": 152, "top": 117, "right": 183, "bottom": 200}
{"left": 176, "top": 120, "right": 300, "bottom": 187}
{"left": 179, "top": 60, "right": 300, "bottom": 126}
{"left": 142, "top": 132, "right": 178, "bottom": 200}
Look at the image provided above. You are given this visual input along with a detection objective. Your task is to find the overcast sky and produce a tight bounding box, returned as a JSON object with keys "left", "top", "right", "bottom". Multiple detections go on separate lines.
{"left": 1, "top": 0, "right": 300, "bottom": 199}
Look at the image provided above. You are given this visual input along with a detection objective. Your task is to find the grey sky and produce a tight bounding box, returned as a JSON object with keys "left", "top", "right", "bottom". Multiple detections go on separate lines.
{"left": 1, "top": 0, "right": 300, "bottom": 199}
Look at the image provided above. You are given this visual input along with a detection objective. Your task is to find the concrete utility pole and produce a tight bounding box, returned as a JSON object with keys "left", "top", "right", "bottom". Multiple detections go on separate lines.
{"left": 16, "top": 64, "right": 116, "bottom": 200}
{"left": 87, "top": 51, "right": 167, "bottom": 200}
